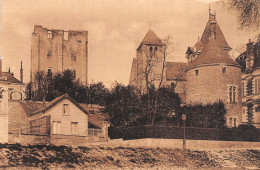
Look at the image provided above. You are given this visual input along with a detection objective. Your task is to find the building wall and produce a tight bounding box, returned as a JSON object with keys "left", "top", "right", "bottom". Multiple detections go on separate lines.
{"left": 0, "top": 85, "right": 9, "bottom": 143}
{"left": 30, "top": 99, "right": 88, "bottom": 137}
{"left": 135, "top": 45, "right": 166, "bottom": 93}
{"left": 31, "top": 25, "right": 88, "bottom": 85}
{"left": 241, "top": 69, "right": 260, "bottom": 128}
{"left": 186, "top": 64, "right": 242, "bottom": 126}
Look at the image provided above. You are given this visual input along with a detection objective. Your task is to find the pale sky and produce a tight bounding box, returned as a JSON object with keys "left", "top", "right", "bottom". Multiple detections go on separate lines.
{"left": 0, "top": 0, "right": 257, "bottom": 87}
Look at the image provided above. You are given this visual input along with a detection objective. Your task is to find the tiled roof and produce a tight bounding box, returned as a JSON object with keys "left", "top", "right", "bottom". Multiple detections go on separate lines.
{"left": 20, "top": 94, "right": 104, "bottom": 128}
{"left": 200, "top": 20, "right": 231, "bottom": 50}
{"left": 0, "top": 72, "right": 22, "bottom": 84}
{"left": 188, "top": 39, "right": 238, "bottom": 68}
{"left": 166, "top": 62, "right": 187, "bottom": 80}
{"left": 140, "top": 29, "right": 164, "bottom": 46}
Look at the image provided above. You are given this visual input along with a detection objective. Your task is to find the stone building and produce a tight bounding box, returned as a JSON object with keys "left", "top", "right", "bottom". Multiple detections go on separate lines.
{"left": 130, "top": 10, "right": 242, "bottom": 127}
{"left": 185, "top": 11, "right": 242, "bottom": 127}
{"left": 31, "top": 25, "right": 88, "bottom": 85}
{"left": 236, "top": 37, "right": 260, "bottom": 128}
{"left": 129, "top": 29, "right": 187, "bottom": 101}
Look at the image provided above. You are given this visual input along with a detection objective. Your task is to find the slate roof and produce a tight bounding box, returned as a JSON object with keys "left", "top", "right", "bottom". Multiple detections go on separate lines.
{"left": 20, "top": 94, "right": 104, "bottom": 128}
{"left": 200, "top": 20, "right": 231, "bottom": 50}
{"left": 165, "top": 62, "right": 187, "bottom": 80}
{"left": 0, "top": 72, "right": 22, "bottom": 84}
{"left": 139, "top": 29, "right": 164, "bottom": 48}
{"left": 188, "top": 39, "right": 238, "bottom": 68}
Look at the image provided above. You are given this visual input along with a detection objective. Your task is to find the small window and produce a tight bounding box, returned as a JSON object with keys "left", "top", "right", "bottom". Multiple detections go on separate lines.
{"left": 71, "top": 122, "right": 78, "bottom": 134}
{"left": 64, "top": 31, "right": 69, "bottom": 40}
{"left": 77, "top": 40, "right": 82, "bottom": 43}
{"left": 154, "top": 47, "right": 158, "bottom": 52}
{"left": 242, "top": 82, "right": 245, "bottom": 97}
{"left": 254, "top": 78, "right": 260, "bottom": 94}
{"left": 195, "top": 70, "right": 199, "bottom": 76}
{"left": 234, "top": 118, "right": 237, "bottom": 127}
{"left": 150, "top": 47, "right": 153, "bottom": 52}
{"left": 71, "top": 52, "right": 76, "bottom": 61}
{"left": 53, "top": 121, "right": 61, "bottom": 134}
{"left": 47, "top": 68, "right": 52, "bottom": 77}
{"left": 47, "top": 31, "right": 52, "bottom": 39}
{"left": 63, "top": 104, "right": 70, "bottom": 115}
{"left": 47, "top": 50, "right": 52, "bottom": 59}
{"left": 222, "top": 67, "right": 226, "bottom": 74}
{"left": 171, "top": 82, "right": 176, "bottom": 93}
{"left": 229, "top": 117, "right": 232, "bottom": 127}
{"left": 229, "top": 86, "right": 236, "bottom": 103}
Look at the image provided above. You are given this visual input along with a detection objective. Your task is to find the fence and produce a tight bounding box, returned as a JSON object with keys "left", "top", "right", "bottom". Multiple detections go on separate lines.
{"left": 108, "top": 125, "right": 260, "bottom": 142}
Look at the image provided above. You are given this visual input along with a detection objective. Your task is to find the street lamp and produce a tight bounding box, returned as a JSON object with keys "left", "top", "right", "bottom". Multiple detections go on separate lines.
{"left": 182, "top": 114, "right": 186, "bottom": 149}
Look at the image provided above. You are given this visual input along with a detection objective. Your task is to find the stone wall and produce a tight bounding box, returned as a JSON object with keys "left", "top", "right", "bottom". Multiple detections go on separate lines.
{"left": 31, "top": 25, "right": 88, "bottom": 85}
{"left": 186, "top": 64, "right": 242, "bottom": 124}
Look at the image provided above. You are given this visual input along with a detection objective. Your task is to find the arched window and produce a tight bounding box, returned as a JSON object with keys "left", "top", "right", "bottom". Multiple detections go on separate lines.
{"left": 154, "top": 47, "right": 158, "bottom": 52}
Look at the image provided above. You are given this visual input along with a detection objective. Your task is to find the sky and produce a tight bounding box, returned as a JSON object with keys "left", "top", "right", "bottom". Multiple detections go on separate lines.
{"left": 0, "top": 0, "right": 258, "bottom": 87}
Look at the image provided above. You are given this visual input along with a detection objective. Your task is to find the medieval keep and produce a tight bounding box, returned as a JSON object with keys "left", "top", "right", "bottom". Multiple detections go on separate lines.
{"left": 31, "top": 25, "right": 88, "bottom": 85}
{"left": 129, "top": 10, "right": 242, "bottom": 127}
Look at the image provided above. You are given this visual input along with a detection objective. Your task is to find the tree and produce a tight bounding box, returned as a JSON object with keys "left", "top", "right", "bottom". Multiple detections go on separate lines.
{"left": 104, "top": 83, "right": 142, "bottom": 126}
{"left": 226, "top": 0, "right": 260, "bottom": 30}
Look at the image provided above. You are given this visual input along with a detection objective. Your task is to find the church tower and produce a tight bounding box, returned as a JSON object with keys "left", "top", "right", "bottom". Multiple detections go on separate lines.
{"left": 129, "top": 29, "right": 165, "bottom": 93}
{"left": 185, "top": 10, "right": 242, "bottom": 127}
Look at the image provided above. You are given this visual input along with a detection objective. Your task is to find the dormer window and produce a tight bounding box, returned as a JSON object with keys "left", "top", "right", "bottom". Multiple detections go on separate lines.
{"left": 47, "top": 31, "right": 52, "bottom": 39}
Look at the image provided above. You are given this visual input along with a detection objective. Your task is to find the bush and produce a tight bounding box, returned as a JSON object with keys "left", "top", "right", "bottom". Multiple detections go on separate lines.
{"left": 238, "top": 124, "right": 257, "bottom": 131}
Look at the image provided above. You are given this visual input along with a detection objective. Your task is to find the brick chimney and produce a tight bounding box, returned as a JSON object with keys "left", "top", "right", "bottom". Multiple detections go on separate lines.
{"left": 20, "top": 61, "right": 23, "bottom": 83}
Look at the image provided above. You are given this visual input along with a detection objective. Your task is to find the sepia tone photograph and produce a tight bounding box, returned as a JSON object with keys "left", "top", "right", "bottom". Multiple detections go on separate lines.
{"left": 0, "top": 0, "right": 259, "bottom": 169}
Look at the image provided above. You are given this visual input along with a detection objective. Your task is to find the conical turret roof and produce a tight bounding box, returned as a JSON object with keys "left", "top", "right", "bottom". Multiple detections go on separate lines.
{"left": 200, "top": 19, "right": 231, "bottom": 50}
{"left": 140, "top": 29, "right": 164, "bottom": 46}
{"left": 188, "top": 39, "right": 238, "bottom": 67}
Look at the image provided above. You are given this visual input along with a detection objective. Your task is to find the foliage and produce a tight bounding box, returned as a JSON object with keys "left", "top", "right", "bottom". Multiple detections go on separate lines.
{"left": 180, "top": 101, "right": 227, "bottom": 128}
{"left": 227, "top": 0, "right": 260, "bottom": 31}
{"left": 25, "top": 70, "right": 108, "bottom": 105}
{"left": 238, "top": 124, "right": 257, "bottom": 131}
{"left": 104, "top": 83, "right": 142, "bottom": 127}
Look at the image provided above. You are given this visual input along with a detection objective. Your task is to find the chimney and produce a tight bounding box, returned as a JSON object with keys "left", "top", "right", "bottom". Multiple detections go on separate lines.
{"left": 20, "top": 61, "right": 23, "bottom": 83}
{"left": 247, "top": 39, "right": 254, "bottom": 58}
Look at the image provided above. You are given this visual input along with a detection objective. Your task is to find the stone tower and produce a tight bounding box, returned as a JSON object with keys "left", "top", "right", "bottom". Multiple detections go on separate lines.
{"left": 31, "top": 25, "right": 88, "bottom": 85}
{"left": 129, "top": 29, "right": 165, "bottom": 93}
{"left": 185, "top": 11, "right": 242, "bottom": 127}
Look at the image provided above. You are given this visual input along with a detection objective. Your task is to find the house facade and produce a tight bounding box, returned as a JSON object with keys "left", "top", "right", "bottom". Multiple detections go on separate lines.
{"left": 236, "top": 38, "right": 260, "bottom": 128}
{"left": 8, "top": 94, "right": 109, "bottom": 145}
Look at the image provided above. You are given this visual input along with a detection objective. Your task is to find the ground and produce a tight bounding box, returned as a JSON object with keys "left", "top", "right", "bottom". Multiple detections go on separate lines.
{"left": 0, "top": 143, "right": 259, "bottom": 169}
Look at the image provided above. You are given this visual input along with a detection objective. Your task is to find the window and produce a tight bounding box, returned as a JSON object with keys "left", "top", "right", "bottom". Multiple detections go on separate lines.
{"left": 47, "top": 31, "right": 52, "bottom": 39}
{"left": 195, "top": 70, "right": 199, "bottom": 76}
{"left": 234, "top": 118, "right": 237, "bottom": 127}
{"left": 71, "top": 52, "right": 76, "bottom": 61}
{"left": 71, "top": 122, "right": 78, "bottom": 134}
{"left": 154, "top": 47, "right": 158, "bottom": 52}
{"left": 47, "top": 68, "right": 52, "bottom": 77}
{"left": 229, "top": 86, "right": 236, "bottom": 102}
{"left": 242, "top": 82, "right": 245, "bottom": 97}
{"left": 53, "top": 121, "right": 61, "bottom": 134}
{"left": 64, "top": 31, "right": 68, "bottom": 40}
{"left": 254, "top": 78, "right": 260, "bottom": 94}
{"left": 222, "top": 67, "right": 226, "bottom": 74}
{"left": 171, "top": 82, "right": 176, "bottom": 93}
{"left": 229, "top": 117, "right": 232, "bottom": 127}
{"left": 47, "top": 50, "right": 52, "bottom": 59}
{"left": 63, "top": 104, "right": 70, "bottom": 115}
